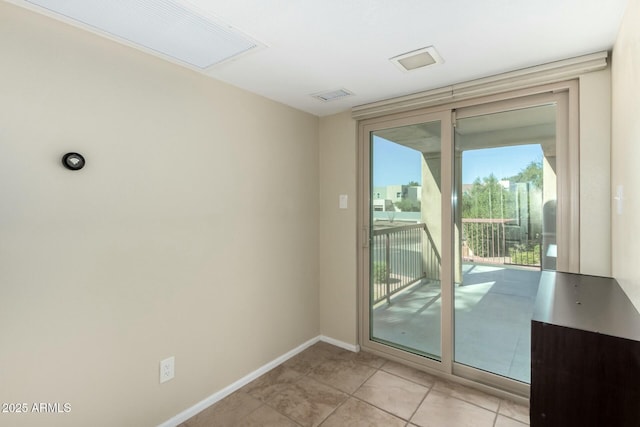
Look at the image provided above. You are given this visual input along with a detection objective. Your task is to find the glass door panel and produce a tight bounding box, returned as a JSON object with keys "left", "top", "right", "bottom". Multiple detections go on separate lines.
{"left": 453, "top": 104, "right": 557, "bottom": 383}
{"left": 370, "top": 120, "right": 442, "bottom": 361}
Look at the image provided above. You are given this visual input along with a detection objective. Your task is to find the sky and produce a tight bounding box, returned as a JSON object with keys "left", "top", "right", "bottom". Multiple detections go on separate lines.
{"left": 372, "top": 136, "right": 543, "bottom": 186}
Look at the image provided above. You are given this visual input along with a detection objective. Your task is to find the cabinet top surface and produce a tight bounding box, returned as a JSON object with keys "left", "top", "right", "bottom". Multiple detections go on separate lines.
{"left": 533, "top": 271, "right": 640, "bottom": 341}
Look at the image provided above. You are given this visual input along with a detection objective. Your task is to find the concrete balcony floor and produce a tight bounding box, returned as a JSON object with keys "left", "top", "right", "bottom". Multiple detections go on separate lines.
{"left": 372, "top": 263, "right": 541, "bottom": 383}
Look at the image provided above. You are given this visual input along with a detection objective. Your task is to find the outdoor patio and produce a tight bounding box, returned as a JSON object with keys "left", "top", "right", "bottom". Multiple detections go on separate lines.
{"left": 372, "top": 263, "right": 541, "bottom": 383}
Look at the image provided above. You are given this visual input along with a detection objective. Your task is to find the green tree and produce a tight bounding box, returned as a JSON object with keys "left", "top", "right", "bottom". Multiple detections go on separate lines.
{"left": 509, "top": 160, "right": 542, "bottom": 189}
{"left": 395, "top": 198, "right": 421, "bottom": 212}
{"left": 462, "top": 174, "right": 515, "bottom": 219}
{"left": 462, "top": 162, "right": 543, "bottom": 263}
{"left": 393, "top": 181, "right": 421, "bottom": 212}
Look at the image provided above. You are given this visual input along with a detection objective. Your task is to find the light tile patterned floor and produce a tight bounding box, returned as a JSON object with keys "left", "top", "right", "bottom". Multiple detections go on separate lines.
{"left": 179, "top": 341, "right": 529, "bottom": 427}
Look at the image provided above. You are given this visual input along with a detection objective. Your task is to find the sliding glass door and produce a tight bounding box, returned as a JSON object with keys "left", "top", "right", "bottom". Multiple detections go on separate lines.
{"left": 362, "top": 110, "right": 453, "bottom": 371}
{"left": 359, "top": 84, "right": 578, "bottom": 393}
{"left": 453, "top": 104, "right": 558, "bottom": 383}
{"left": 369, "top": 119, "right": 444, "bottom": 360}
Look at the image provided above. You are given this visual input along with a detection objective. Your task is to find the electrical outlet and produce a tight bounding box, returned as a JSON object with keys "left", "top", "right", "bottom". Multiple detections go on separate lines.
{"left": 160, "top": 356, "right": 175, "bottom": 383}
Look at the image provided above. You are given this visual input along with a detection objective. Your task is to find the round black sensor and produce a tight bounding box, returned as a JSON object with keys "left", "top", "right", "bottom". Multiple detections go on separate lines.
{"left": 62, "top": 152, "right": 85, "bottom": 171}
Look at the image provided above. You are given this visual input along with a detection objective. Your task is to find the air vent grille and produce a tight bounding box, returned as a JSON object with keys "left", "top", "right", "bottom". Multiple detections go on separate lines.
{"left": 311, "top": 88, "right": 354, "bottom": 102}
{"left": 390, "top": 46, "right": 444, "bottom": 72}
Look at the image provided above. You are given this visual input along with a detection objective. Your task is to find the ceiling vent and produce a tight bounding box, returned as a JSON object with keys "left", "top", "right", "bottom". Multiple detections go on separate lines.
{"left": 23, "top": 0, "right": 262, "bottom": 70}
{"left": 390, "top": 46, "right": 444, "bottom": 72}
{"left": 311, "top": 88, "right": 354, "bottom": 102}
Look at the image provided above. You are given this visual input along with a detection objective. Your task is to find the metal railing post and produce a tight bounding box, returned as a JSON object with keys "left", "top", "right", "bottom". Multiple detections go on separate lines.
{"left": 385, "top": 233, "right": 391, "bottom": 305}
{"left": 371, "top": 223, "right": 430, "bottom": 305}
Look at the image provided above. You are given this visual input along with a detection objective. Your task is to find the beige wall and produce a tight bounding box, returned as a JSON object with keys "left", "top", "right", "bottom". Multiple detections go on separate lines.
{"left": 0, "top": 3, "right": 319, "bottom": 426}
{"left": 612, "top": 0, "right": 640, "bottom": 311}
{"left": 579, "top": 69, "right": 612, "bottom": 276}
{"left": 318, "top": 112, "right": 358, "bottom": 345}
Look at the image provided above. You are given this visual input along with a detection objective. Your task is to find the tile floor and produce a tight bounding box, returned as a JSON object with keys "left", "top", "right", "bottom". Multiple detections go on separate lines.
{"left": 179, "top": 341, "right": 529, "bottom": 427}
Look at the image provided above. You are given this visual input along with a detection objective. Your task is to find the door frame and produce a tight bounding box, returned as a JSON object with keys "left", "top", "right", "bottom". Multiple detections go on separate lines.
{"left": 357, "top": 80, "right": 579, "bottom": 397}
{"left": 454, "top": 89, "right": 579, "bottom": 273}
{"left": 358, "top": 109, "right": 453, "bottom": 374}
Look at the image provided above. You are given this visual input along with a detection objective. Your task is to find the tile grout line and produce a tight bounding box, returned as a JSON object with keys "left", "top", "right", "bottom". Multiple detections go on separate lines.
{"left": 367, "top": 359, "right": 431, "bottom": 424}
{"left": 259, "top": 377, "right": 307, "bottom": 427}
{"left": 349, "top": 367, "right": 413, "bottom": 424}
{"left": 493, "top": 400, "right": 502, "bottom": 427}
{"left": 258, "top": 367, "right": 316, "bottom": 426}
{"left": 319, "top": 358, "right": 389, "bottom": 425}
{"left": 406, "top": 382, "right": 434, "bottom": 426}
{"left": 379, "top": 364, "right": 437, "bottom": 389}
{"left": 257, "top": 402, "right": 304, "bottom": 427}
{"left": 351, "top": 356, "right": 510, "bottom": 426}
{"left": 316, "top": 357, "right": 424, "bottom": 425}
{"left": 357, "top": 359, "right": 436, "bottom": 425}
{"left": 308, "top": 354, "right": 379, "bottom": 426}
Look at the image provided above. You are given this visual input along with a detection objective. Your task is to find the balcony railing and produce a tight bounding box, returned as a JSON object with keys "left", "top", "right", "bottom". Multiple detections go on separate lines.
{"left": 372, "top": 223, "right": 439, "bottom": 305}
{"left": 462, "top": 218, "right": 541, "bottom": 267}
{"left": 372, "top": 218, "right": 539, "bottom": 305}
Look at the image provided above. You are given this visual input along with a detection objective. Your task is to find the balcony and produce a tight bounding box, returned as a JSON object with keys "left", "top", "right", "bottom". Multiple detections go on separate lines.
{"left": 371, "top": 220, "right": 540, "bottom": 383}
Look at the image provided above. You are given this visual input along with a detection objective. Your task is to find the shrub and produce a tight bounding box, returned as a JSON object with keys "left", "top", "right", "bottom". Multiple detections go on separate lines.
{"left": 373, "top": 262, "right": 389, "bottom": 283}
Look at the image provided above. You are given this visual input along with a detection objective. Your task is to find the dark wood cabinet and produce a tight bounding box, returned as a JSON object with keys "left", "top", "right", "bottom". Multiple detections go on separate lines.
{"left": 531, "top": 272, "right": 640, "bottom": 427}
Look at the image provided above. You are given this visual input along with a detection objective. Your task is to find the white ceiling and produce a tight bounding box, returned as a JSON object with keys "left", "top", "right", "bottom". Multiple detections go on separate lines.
{"left": 12, "top": 0, "right": 629, "bottom": 116}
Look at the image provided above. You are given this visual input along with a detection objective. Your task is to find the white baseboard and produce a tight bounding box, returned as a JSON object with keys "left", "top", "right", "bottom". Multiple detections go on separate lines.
{"left": 158, "top": 335, "right": 357, "bottom": 427}
{"left": 319, "top": 335, "right": 360, "bottom": 352}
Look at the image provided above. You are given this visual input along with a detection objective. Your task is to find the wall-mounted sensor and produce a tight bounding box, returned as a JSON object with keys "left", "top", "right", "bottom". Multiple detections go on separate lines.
{"left": 62, "top": 152, "right": 85, "bottom": 171}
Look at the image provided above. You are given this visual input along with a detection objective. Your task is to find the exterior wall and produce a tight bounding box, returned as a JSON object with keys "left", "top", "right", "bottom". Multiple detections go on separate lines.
{"left": 372, "top": 186, "right": 387, "bottom": 199}
{"left": 387, "top": 184, "right": 404, "bottom": 202}
{"left": 372, "top": 185, "right": 421, "bottom": 204}
{"left": 318, "top": 111, "right": 358, "bottom": 345}
{"left": 372, "top": 199, "right": 395, "bottom": 211}
{"left": 611, "top": 0, "right": 640, "bottom": 311}
{"left": 0, "top": 3, "right": 319, "bottom": 426}
{"left": 407, "top": 186, "right": 422, "bottom": 201}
